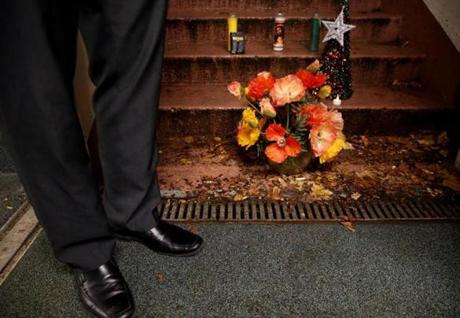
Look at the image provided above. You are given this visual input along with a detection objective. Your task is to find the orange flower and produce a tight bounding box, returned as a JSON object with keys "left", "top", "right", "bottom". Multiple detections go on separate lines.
{"left": 309, "top": 123, "right": 337, "bottom": 157}
{"left": 269, "top": 75, "right": 305, "bottom": 107}
{"left": 264, "top": 123, "right": 301, "bottom": 163}
{"left": 325, "top": 110, "right": 344, "bottom": 131}
{"left": 247, "top": 71, "right": 275, "bottom": 101}
{"left": 300, "top": 103, "right": 328, "bottom": 128}
{"left": 300, "top": 103, "right": 344, "bottom": 132}
{"left": 296, "top": 69, "right": 327, "bottom": 89}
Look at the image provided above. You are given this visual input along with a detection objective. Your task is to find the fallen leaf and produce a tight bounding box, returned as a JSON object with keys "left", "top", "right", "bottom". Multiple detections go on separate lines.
{"left": 437, "top": 131, "right": 449, "bottom": 146}
{"left": 186, "top": 224, "right": 200, "bottom": 233}
{"left": 340, "top": 220, "right": 356, "bottom": 232}
{"left": 351, "top": 192, "right": 361, "bottom": 200}
{"left": 309, "top": 183, "right": 333, "bottom": 200}
{"left": 271, "top": 186, "right": 282, "bottom": 200}
{"left": 343, "top": 141, "right": 355, "bottom": 150}
{"left": 360, "top": 136, "right": 369, "bottom": 147}
{"left": 439, "top": 149, "right": 449, "bottom": 157}
{"left": 214, "top": 137, "right": 222, "bottom": 142}
{"left": 184, "top": 136, "right": 194, "bottom": 144}
{"left": 277, "top": 177, "right": 288, "bottom": 187}
{"left": 180, "top": 158, "right": 192, "bottom": 165}
{"left": 416, "top": 135, "right": 435, "bottom": 146}
{"left": 426, "top": 187, "right": 443, "bottom": 197}
{"left": 248, "top": 184, "right": 259, "bottom": 196}
{"left": 233, "top": 193, "right": 248, "bottom": 201}
{"left": 155, "top": 272, "right": 166, "bottom": 284}
{"left": 442, "top": 175, "right": 460, "bottom": 192}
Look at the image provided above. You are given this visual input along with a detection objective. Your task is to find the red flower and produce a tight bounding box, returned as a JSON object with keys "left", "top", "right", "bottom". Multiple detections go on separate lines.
{"left": 300, "top": 103, "right": 328, "bottom": 128}
{"left": 247, "top": 71, "right": 275, "bottom": 101}
{"left": 295, "top": 69, "right": 327, "bottom": 89}
{"left": 264, "top": 123, "right": 301, "bottom": 164}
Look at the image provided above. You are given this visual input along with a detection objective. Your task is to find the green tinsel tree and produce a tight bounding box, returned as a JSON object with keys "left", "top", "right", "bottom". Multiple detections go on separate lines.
{"left": 321, "top": 0, "right": 353, "bottom": 100}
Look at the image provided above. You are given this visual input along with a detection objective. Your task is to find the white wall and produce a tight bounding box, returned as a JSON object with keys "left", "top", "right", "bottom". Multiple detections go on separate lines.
{"left": 423, "top": 0, "right": 460, "bottom": 51}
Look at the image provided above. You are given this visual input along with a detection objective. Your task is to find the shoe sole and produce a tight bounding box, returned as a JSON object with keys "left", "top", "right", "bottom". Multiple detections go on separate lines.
{"left": 113, "top": 233, "right": 204, "bottom": 257}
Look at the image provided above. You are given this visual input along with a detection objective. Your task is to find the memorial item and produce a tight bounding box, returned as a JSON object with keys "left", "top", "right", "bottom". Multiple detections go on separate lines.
{"left": 309, "top": 13, "right": 321, "bottom": 52}
{"left": 227, "top": 14, "right": 238, "bottom": 52}
{"left": 320, "top": 2, "right": 356, "bottom": 99}
{"left": 230, "top": 32, "right": 245, "bottom": 54}
{"left": 273, "top": 13, "right": 286, "bottom": 52}
{"left": 227, "top": 60, "right": 350, "bottom": 175}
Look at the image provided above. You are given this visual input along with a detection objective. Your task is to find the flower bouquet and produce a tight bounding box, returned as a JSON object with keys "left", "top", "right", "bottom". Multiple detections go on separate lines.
{"left": 227, "top": 60, "right": 349, "bottom": 175}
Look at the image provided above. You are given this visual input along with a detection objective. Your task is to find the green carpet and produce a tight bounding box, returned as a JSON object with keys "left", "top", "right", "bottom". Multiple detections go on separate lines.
{"left": 1, "top": 223, "right": 459, "bottom": 317}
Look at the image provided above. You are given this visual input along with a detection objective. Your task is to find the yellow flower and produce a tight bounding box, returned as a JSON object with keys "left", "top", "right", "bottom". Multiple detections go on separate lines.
{"left": 237, "top": 108, "right": 261, "bottom": 149}
{"left": 320, "top": 133, "right": 346, "bottom": 163}
{"left": 237, "top": 125, "right": 261, "bottom": 149}
{"left": 318, "top": 85, "right": 332, "bottom": 99}
{"left": 241, "top": 108, "right": 259, "bottom": 128}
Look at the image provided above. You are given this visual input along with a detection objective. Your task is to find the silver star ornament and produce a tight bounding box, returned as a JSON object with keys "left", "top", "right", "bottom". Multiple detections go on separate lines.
{"left": 321, "top": 7, "right": 356, "bottom": 46}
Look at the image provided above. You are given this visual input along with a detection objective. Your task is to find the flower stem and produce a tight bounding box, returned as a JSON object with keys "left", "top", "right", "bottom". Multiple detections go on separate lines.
{"left": 245, "top": 98, "right": 263, "bottom": 115}
{"left": 286, "top": 104, "right": 290, "bottom": 130}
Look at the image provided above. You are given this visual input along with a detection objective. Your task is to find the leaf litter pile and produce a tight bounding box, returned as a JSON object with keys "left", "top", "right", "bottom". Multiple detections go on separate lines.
{"left": 157, "top": 131, "right": 460, "bottom": 205}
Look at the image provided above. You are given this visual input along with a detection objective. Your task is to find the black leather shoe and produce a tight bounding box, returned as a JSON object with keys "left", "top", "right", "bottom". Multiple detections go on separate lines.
{"left": 114, "top": 221, "right": 203, "bottom": 257}
{"left": 74, "top": 259, "right": 134, "bottom": 318}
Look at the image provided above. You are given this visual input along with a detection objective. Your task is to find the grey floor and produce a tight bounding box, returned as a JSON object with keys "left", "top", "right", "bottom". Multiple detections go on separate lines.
{"left": 1, "top": 223, "right": 459, "bottom": 317}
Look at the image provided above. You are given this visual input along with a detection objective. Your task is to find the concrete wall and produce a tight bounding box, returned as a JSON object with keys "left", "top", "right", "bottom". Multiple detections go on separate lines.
{"left": 423, "top": 0, "right": 460, "bottom": 51}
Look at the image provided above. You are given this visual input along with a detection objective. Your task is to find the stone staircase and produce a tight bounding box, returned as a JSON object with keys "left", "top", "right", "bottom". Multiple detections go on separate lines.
{"left": 157, "top": 0, "right": 458, "bottom": 138}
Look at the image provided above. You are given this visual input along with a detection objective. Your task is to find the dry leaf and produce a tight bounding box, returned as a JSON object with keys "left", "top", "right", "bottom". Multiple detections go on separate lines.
{"left": 340, "top": 220, "right": 356, "bottom": 232}
{"left": 180, "top": 158, "right": 192, "bottom": 165}
{"left": 437, "top": 131, "right": 448, "bottom": 146}
{"left": 351, "top": 192, "right": 361, "bottom": 200}
{"left": 442, "top": 175, "right": 460, "bottom": 192}
{"left": 426, "top": 187, "right": 443, "bottom": 197}
{"left": 271, "top": 186, "right": 282, "bottom": 200}
{"left": 186, "top": 224, "right": 200, "bottom": 233}
{"left": 309, "top": 183, "right": 333, "bottom": 200}
{"left": 155, "top": 272, "right": 166, "bottom": 284}
{"left": 343, "top": 141, "right": 355, "bottom": 150}
{"left": 214, "top": 137, "right": 222, "bottom": 142}
{"left": 360, "top": 136, "right": 369, "bottom": 147}
{"left": 416, "top": 135, "right": 435, "bottom": 146}
{"left": 184, "top": 136, "right": 194, "bottom": 144}
{"left": 233, "top": 193, "right": 247, "bottom": 201}
{"left": 277, "top": 177, "right": 288, "bottom": 187}
{"left": 248, "top": 184, "right": 259, "bottom": 196}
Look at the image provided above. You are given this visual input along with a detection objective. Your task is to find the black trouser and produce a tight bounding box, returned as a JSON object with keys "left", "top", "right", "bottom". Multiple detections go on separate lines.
{"left": 0, "top": 0, "right": 167, "bottom": 271}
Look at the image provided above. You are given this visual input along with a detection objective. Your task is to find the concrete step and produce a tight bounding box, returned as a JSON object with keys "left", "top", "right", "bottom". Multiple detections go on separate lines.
{"left": 162, "top": 42, "right": 424, "bottom": 86}
{"left": 168, "top": 0, "right": 382, "bottom": 14}
{"left": 155, "top": 131, "right": 460, "bottom": 204}
{"left": 157, "top": 84, "right": 453, "bottom": 137}
{"left": 166, "top": 11, "right": 401, "bottom": 45}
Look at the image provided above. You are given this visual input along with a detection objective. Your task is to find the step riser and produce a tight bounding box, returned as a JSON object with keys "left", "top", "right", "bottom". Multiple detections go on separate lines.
{"left": 166, "top": 17, "right": 400, "bottom": 45}
{"left": 168, "top": 0, "right": 382, "bottom": 13}
{"left": 157, "top": 108, "right": 455, "bottom": 138}
{"left": 161, "top": 57, "right": 422, "bottom": 86}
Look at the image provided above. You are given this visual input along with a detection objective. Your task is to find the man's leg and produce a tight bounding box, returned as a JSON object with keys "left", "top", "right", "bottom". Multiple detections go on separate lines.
{"left": 78, "top": 0, "right": 167, "bottom": 232}
{"left": 0, "top": 0, "right": 115, "bottom": 271}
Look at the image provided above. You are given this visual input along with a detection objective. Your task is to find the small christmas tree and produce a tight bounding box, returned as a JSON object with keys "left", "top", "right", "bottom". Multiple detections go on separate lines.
{"left": 320, "top": 0, "right": 354, "bottom": 100}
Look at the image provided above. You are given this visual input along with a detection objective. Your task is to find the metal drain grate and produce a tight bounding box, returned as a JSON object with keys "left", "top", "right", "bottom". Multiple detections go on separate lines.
{"left": 158, "top": 199, "right": 460, "bottom": 223}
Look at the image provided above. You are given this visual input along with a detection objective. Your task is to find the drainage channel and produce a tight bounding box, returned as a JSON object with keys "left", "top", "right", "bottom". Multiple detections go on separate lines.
{"left": 158, "top": 199, "right": 460, "bottom": 223}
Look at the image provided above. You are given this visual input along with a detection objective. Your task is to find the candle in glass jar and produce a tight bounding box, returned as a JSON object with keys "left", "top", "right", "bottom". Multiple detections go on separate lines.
{"left": 273, "top": 13, "right": 286, "bottom": 51}
{"left": 227, "top": 14, "right": 238, "bottom": 51}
